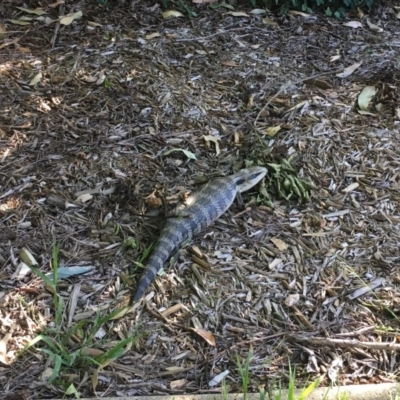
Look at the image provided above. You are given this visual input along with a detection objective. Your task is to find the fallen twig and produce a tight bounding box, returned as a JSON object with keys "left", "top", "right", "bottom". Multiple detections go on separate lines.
{"left": 291, "top": 335, "right": 400, "bottom": 351}
{"left": 254, "top": 68, "right": 342, "bottom": 126}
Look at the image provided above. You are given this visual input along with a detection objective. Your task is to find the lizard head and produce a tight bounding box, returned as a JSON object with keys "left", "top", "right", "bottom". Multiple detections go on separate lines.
{"left": 234, "top": 166, "right": 267, "bottom": 193}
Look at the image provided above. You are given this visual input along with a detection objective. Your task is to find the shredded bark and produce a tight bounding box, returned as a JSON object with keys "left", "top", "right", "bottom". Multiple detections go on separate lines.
{"left": 1, "top": 0, "right": 400, "bottom": 398}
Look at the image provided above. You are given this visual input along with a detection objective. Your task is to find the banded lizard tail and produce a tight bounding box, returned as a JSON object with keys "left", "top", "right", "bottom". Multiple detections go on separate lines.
{"left": 130, "top": 166, "right": 267, "bottom": 303}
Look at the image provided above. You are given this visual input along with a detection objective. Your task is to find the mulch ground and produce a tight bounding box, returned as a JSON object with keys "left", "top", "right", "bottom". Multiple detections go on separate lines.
{"left": 1, "top": 0, "right": 400, "bottom": 398}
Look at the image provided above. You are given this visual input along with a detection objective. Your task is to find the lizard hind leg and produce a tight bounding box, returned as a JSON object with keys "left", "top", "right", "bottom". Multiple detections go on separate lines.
{"left": 168, "top": 239, "right": 192, "bottom": 272}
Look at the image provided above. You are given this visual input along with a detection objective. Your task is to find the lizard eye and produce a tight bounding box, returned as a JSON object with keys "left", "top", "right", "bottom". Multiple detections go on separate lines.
{"left": 235, "top": 177, "right": 246, "bottom": 185}
{"left": 249, "top": 172, "right": 263, "bottom": 180}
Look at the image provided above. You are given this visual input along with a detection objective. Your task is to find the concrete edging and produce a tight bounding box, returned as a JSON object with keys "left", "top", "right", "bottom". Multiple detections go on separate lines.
{"left": 53, "top": 383, "right": 399, "bottom": 400}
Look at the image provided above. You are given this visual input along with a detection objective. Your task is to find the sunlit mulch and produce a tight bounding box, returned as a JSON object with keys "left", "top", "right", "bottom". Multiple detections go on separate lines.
{"left": 1, "top": 0, "right": 400, "bottom": 398}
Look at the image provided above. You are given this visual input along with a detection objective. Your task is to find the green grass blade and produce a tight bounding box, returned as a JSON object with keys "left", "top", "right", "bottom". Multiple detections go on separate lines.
{"left": 94, "top": 334, "right": 138, "bottom": 365}
{"left": 26, "top": 264, "right": 56, "bottom": 290}
{"left": 52, "top": 239, "right": 59, "bottom": 280}
{"left": 50, "top": 353, "right": 62, "bottom": 383}
{"left": 24, "top": 334, "right": 60, "bottom": 353}
{"left": 298, "top": 375, "right": 324, "bottom": 400}
{"left": 61, "top": 320, "right": 87, "bottom": 348}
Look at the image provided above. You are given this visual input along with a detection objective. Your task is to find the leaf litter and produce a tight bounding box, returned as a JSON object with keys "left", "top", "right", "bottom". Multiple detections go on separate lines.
{"left": 0, "top": 0, "right": 400, "bottom": 398}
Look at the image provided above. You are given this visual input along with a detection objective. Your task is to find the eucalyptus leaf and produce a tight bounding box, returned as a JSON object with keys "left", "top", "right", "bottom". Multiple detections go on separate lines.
{"left": 163, "top": 148, "right": 197, "bottom": 160}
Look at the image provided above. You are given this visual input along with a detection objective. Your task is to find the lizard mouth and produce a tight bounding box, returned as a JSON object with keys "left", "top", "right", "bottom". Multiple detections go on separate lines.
{"left": 235, "top": 167, "right": 267, "bottom": 193}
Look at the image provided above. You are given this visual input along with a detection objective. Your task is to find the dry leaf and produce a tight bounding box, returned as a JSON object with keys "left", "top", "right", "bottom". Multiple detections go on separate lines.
{"left": 192, "top": 0, "right": 217, "bottom": 3}
{"left": 0, "top": 37, "right": 19, "bottom": 50}
{"left": 165, "top": 366, "right": 186, "bottom": 372}
{"left": 285, "top": 293, "right": 300, "bottom": 307}
{"left": 159, "top": 91, "right": 171, "bottom": 105}
{"left": 8, "top": 19, "right": 31, "bottom": 26}
{"left": 49, "top": 0, "right": 65, "bottom": 7}
{"left": 270, "top": 237, "right": 288, "bottom": 251}
{"left": 287, "top": 100, "right": 308, "bottom": 112}
{"left": 358, "top": 110, "right": 375, "bottom": 116}
{"left": 96, "top": 70, "right": 106, "bottom": 85}
{"left": 262, "top": 125, "right": 281, "bottom": 137}
{"left": 40, "top": 367, "right": 54, "bottom": 381}
{"left": 0, "top": 332, "right": 12, "bottom": 365}
{"left": 225, "top": 11, "right": 249, "bottom": 17}
{"left": 170, "top": 379, "right": 187, "bottom": 389}
{"left": 82, "top": 75, "right": 97, "bottom": 83}
{"left": 262, "top": 17, "right": 278, "bottom": 26}
{"left": 192, "top": 328, "right": 215, "bottom": 346}
{"left": 366, "top": 19, "right": 383, "bottom": 33}
{"left": 60, "top": 15, "right": 74, "bottom": 25}
{"left": 358, "top": 86, "right": 377, "bottom": 111}
{"left": 147, "top": 4, "right": 160, "bottom": 12}
{"left": 348, "top": 277, "right": 384, "bottom": 300}
{"left": 60, "top": 11, "right": 83, "bottom": 25}
{"left": 145, "top": 32, "right": 161, "bottom": 40}
{"left": 161, "top": 303, "right": 185, "bottom": 317}
{"left": 209, "top": 370, "right": 230, "bottom": 387}
{"left": 145, "top": 192, "right": 162, "bottom": 208}
{"left": 336, "top": 62, "right": 362, "bottom": 78}
{"left": 19, "top": 247, "right": 38, "bottom": 266}
{"left": 343, "top": 21, "right": 362, "bottom": 28}
{"left": 29, "top": 72, "right": 42, "bottom": 86}
{"left": 288, "top": 10, "right": 311, "bottom": 17}
{"left": 305, "top": 78, "right": 332, "bottom": 90}
{"left": 81, "top": 348, "right": 104, "bottom": 357}
{"left": 342, "top": 182, "right": 359, "bottom": 193}
{"left": 0, "top": 23, "right": 7, "bottom": 39}
{"left": 269, "top": 258, "right": 282, "bottom": 270}
{"left": 36, "top": 16, "right": 55, "bottom": 24}
{"left": 162, "top": 10, "right": 184, "bottom": 19}
{"left": 250, "top": 8, "right": 267, "bottom": 14}
{"left": 88, "top": 21, "right": 102, "bottom": 27}
{"left": 203, "top": 135, "right": 221, "bottom": 156}
{"left": 221, "top": 61, "right": 240, "bottom": 67}
{"left": 16, "top": 7, "right": 47, "bottom": 15}
{"left": 91, "top": 368, "right": 99, "bottom": 391}
{"left": 356, "top": 7, "right": 364, "bottom": 18}
{"left": 11, "top": 262, "right": 31, "bottom": 280}
{"left": 76, "top": 193, "right": 93, "bottom": 203}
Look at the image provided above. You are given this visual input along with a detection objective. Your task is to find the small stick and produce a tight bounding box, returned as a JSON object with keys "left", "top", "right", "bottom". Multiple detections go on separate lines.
{"left": 51, "top": 3, "right": 64, "bottom": 48}
{"left": 131, "top": 212, "right": 194, "bottom": 219}
{"left": 254, "top": 68, "right": 342, "bottom": 126}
